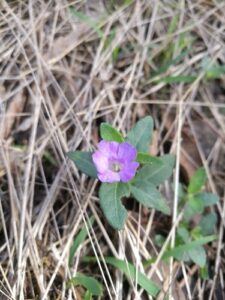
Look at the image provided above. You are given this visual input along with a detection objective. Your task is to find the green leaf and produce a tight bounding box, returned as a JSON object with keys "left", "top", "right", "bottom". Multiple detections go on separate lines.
{"left": 105, "top": 257, "right": 160, "bottom": 297}
{"left": 188, "top": 167, "right": 207, "bottom": 194}
{"left": 84, "top": 291, "right": 92, "bottom": 300}
{"left": 183, "top": 202, "right": 197, "bottom": 221}
{"left": 126, "top": 116, "right": 153, "bottom": 152}
{"left": 144, "top": 235, "right": 216, "bottom": 268}
{"left": 174, "top": 227, "right": 190, "bottom": 261}
{"left": 100, "top": 123, "right": 124, "bottom": 143}
{"left": 191, "top": 227, "right": 202, "bottom": 240}
{"left": 69, "top": 216, "right": 95, "bottom": 265}
{"left": 163, "top": 235, "right": 216, "bottom": 262}
{"left": 188, "top": 196, "right": 204, "bottom": 214}
{"left": 99, "top": 182, "right": 130, "bottom": 230}
{"left": 68, "top": 274, "right": 103, "bottom": 296}
{"left": 200, "top": 213, "right": 217, "bottom": 235}
{"left": 155, "top": 234, "right": 166, "bottom": 248}
{"left": 200, "top": 265, "right": 209, "bottom": 280}
{"left": 197, "top": 192, "right": 219, "bottom": 207}
{"left": 82, "top": 257, "right": 160, "bottom": 297}
{"left": 177, "top": 227, "right": 189, "bottom": 243}
{"left": 130, "top": 180, "right": 170, "bottom": 215}
{"left": 161, "top": 154, "right": 176, "bottom": 168}
{"left": 136, "top": 152, "right": 163, "bottom": 166}
{"left": 170, "top": 245, "right": 190, "bottom": 262}
{"left": 187, "top": 245, "right": 206, "bottom": 267}
{"left": 205, "top": 65, "right": 225, "bottom": 79}
{"left": 134, "top": 154, "right": 175, "bottom": 186}
{"left": 67, "top": 151, "right": 97, "bottom": 178}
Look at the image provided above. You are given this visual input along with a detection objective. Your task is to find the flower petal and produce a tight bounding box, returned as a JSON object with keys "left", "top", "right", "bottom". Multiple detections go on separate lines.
{"left": 98, "top": 170, "right": 120, "bottom": 183}
{"left": 92, "top": 151, "right": 109, "bottom": 173}
{"left": 98, "top": 140, "right": 120, "bottom": 159}
{"left": 97, "top": 140, "right": 111, "bottom": 157}
{"left": 93, "top": 140, "right": 139, "bottom": 183}
{"left": 119, "top": 161, "right": 139, "bottom": 182}
{"left": 117, "top": 142, "right": 137, "bottom": 162}
{"left": 109, "top": 141, "right": 120, "bottom": 158}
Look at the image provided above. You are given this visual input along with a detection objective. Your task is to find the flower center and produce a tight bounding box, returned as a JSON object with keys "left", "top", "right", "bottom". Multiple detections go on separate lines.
{"left": 110, "top": 161, "right": 122, "bottom": 172}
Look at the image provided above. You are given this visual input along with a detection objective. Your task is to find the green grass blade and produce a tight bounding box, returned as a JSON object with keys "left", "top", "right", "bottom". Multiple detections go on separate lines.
{"left": 152, "top": 50, "right": 190, "bottom": 77}
{"left": 69, "top": 8, "right": 104, "bottom": 38}
{"left": 155, "top": 75, "right": 197, "bottom": 84}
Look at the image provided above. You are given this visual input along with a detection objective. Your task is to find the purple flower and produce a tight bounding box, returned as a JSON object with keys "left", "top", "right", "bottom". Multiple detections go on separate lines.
{"left": 92, "top": 141, "right": 139, "bottom": 183}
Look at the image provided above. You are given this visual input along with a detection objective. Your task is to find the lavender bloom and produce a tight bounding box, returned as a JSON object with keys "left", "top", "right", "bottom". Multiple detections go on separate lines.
{"left": 92, "top": 141, "right": 139, "bottom": 183}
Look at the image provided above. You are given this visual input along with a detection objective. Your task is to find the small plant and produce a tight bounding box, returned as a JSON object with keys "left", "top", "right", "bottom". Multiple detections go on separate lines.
{"left": 67, "top": 116, "right": 175, "bottom": 229}
{"left": 153, "top": 167, "right": 218, "bottom": 270}
{"left": 67, "top": 120, "right": 219, "bottom": 298}
{"left": 175, "top": 167, "right": 218, "bottom": 268}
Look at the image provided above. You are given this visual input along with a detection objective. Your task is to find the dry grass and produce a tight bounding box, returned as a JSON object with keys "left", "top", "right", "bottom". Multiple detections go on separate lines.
{"left": 0, "top": 0, "right": 225, "bottom": 299}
